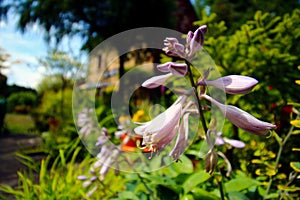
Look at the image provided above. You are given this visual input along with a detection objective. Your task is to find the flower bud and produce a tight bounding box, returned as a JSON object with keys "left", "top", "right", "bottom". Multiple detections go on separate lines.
{"left": 157, "top": 62, "right": 188, "bottom": 76}
{"left": 163, "top": 37, "right": 185, "bottom": 58}
{"left": 186, "top": 25, "right": 207, "bottom": 58}
{"left": 199, "top": 75, "right": 258, "bottom": 94}
{"left": 142, "top": 73, "right": 173, "bottom": 88}
{"left": 202, "top": 94, "right": 276, "bottom": 136}
{"left": 205, "top": 148, "right": 218, "bottom": 174}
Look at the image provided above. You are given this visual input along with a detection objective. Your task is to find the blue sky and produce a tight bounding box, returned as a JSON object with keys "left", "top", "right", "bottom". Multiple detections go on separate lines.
{"left": 0, "top": 12, "right": 85, "bottom": 89}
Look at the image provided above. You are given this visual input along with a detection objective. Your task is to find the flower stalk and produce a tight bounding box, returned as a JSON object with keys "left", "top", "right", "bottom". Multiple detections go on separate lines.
{"left": 186, "top": 62, "right": 208, "bottom": 133}
{"left": 264, "top": 113, "right": 299, "bottom": 199}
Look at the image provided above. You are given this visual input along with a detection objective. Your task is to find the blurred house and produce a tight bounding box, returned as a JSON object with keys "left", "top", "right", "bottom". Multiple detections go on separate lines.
{"left": 84, "top": 0, "right": 198, "bottom": 94}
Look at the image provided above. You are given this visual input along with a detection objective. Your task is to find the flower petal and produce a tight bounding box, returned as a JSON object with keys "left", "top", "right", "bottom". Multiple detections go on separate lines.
{"left": 134, "top": 96, "right": 187, "bottom": 151}
{"left": 202, "top": 94, "right": 276, "bottom": 135}
{"left": 223, "top": 138, "right": 246, "bottom": 148}
{"left": 199, "top": 75, "right": 258, "bottom": 94}
{"left": 142, "top": 73, "right": 172, "bottom": 88}
{"left": 187, "top": 25, "right": 207, "bottom": 58}
{"left": 169, "top": 113, "right": 190, "bottom": 161}
{"left": 157, "top": 62, "right": 188, "bottom": 76}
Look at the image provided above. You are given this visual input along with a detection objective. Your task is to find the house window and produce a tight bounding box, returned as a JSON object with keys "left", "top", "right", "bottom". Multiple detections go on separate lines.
{"left": 97, "top": 55, "right": 102, "bottom": 69}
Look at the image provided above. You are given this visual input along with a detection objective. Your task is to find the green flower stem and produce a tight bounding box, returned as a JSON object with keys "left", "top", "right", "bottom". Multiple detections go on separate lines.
{"left": 264, "top": 114, "right": 299, "bottom": 199}
{"left": 216, "top": 172, "right": 226, "bottom": 200}
{"left": 186, "top": 62, "right": 208, "bottom": 133}
{"left": 186, "top": 62, "right": 225, "bottom": 200}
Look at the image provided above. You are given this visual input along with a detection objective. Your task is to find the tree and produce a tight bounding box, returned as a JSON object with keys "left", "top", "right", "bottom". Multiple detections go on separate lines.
{"left": 38, "top": 49, "right": 83, "bottom": 119}
{"left": 1, "top": 0, "right": 199, "bottom": 78}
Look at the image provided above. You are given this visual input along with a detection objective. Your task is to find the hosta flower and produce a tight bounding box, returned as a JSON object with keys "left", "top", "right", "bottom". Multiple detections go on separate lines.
{"left": 186, "top": 25, "right": 207, "bottom": 58}
{"left": 169, "top": 113, "right": 190, "bottom": 161}
{"left": 215, "top": 132, "right": 245, "bottom": 148}
{"left": 134, "top": 96, "right": 187, "bottom": 152}
{"left": 163, "top": 25, "right": 207, "bottom": 59}
{"left": 202, "top": 94, "right": 276, "bottom": 135}
{"left": 142, "top": 73, "right": 173, "bottom": 88}
{"left": 157, "top": 62, "right": 188, "bottom": 76}
{"left": 163, "top": 37, "right": 186, "bottom": 58}
{"left": 198, "top": 75, "right": 258, "bottom": 94}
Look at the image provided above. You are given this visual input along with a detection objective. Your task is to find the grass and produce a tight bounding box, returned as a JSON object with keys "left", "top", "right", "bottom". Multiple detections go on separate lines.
{"left": 4, "top": 113, "right": 36, "bottom": 134}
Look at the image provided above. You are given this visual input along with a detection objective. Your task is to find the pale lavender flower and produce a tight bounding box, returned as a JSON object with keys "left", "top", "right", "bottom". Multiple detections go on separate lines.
{"left": 77, "top": 175, "right": 88, "bottom": 180}
{"left": 78, "top": 123, "right": 93, "bottom": 137}
{"left": 87, "top": 185, "right": 98, "bottom": 198}
{"left": 163, "top": 37, "right": 186, "bottom": 58}
{"left": 142, "top": 73, "right": 173, "bottom": 88}
{"left": 201, "top": 94, "right": 276, "bottom": 136}
{"left": 77, "top": 108, "right": 93, "bottom": 126}
{"left": 77, "top": 108, "right": 98, "bottom": 137}
{"left": 215, "top": 132, "right": 245, "bottom": 148}
{"left": 82, "top": 180, "right": 92, "bottom": 188}
{"left": 95, "top": 128, "right": 110, "bottom": 146}
{"left": 198, "top": 75, "right": 258, "bottom": 94}
{"left": 157, "top": 62, "right": 188, "bottom": 76}
{"left": 162, "top": 25, "right": 207, "bottom": 59}
{"left": 95, "top": 135, "right": 108, "bottom": 146}
{"left": 169, "top": 113, "right": 190, "bottom": 161}
{"left": 186, "top": 25, "right": 207, "bottom": 58}
{"left": 134, "top": 95, "right": 187, "bottom": 152}
{"left": 98, "top": 149, "right": 120, "bottom": 180}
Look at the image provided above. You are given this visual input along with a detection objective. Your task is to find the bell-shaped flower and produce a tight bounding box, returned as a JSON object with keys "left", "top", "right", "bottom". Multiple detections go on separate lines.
{"left": 157, "top": 62, "right": 188, "bottom": 77}
{"left": 163, "top": 37, "right": 186, "bottom": 59}
{"left": 215, "top": 132, "right": 245, "bottom": 148}
{"left": 202, "top": 94, "right": 276, "bottom": 136}
{"left": 142, "top": 73, "right": 173, "bottom": 88}
{"left": 198, "top": 75, "right": 258, "bottom": 94}
{"left": 134, "top": 96, "right": 187, "bottom": 152}
{"left": 186, "top": 25, "right": 207, "bottom": 58}
{"left": 169, "top": 113, "right": 190, "bottom": 161}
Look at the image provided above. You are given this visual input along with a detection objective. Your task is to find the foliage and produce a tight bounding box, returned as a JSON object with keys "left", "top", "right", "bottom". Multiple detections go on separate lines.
{"left": 7, "top": 91, "right": 37, "bottom": 113}
{"left": 37, "top": 74, "right": 73, "bottom": 94}
{"left": 193, "top": 0, "right": 300, "bottom": 33}
{"left": 4, "top": 113, "right": 35, "bottom": 134}
{"left": 0, "top": 146, "right": 86, "bottom": 200}
{"left": 195, "top": 9, "right": 300, "bottom": 134}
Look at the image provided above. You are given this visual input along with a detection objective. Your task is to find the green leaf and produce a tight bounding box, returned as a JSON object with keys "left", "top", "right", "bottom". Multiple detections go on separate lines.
{"left": 59, "top": 149, "right": 66, "bottom": 167}
{"left": 290, "top": 120, "right": 300, "bottom": 128}
{"left": 172, "top": 155, "right": 194, "bottom": 174}
{"left": 191, "top": 188, "right": 219, "bottom": 200}
{"left": 183, "top": 171, "right": 211, "bottom": 194}
{"left": 225, "top": 178, "right": 261, "bottom": 192}
{"left": 228, "top": 191, "right": 250, "bottom": 200}
{"left": 181, "top": 194, "right": 194, "bottom": 200}
{"left": 117, "top": 191, "right": 140, "bottom": 200}
{"left": 292, "top": 130, "right": 300, "bottom": 135}
{"left": 290, "top": 162, "right": 300, "bottom": 172}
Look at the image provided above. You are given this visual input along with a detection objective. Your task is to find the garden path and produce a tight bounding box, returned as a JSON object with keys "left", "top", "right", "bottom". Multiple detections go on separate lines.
{"left": 0, "top": 134, "right": 43, "bottom": 187}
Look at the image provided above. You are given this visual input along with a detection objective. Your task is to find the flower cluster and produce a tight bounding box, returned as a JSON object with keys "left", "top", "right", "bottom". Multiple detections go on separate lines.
{"left": 134, "top": 25, "right": 276, "bottom": 172}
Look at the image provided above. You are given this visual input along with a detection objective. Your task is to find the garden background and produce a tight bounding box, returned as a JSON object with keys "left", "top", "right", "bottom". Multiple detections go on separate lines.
{"left": 0, "top": 0, "right": 300, "bottom": 199}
